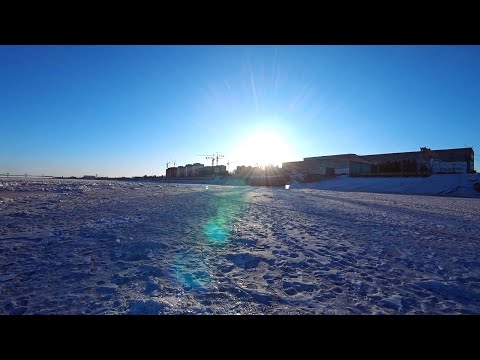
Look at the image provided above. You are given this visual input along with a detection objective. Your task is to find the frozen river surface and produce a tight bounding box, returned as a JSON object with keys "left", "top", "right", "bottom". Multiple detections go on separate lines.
{"left": 1, "top": 179, "right": 479, "bottom": 314}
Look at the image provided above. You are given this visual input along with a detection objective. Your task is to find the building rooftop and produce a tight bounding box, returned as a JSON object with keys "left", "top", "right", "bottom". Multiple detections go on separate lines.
{"left": 304, "top": 154, "right": 373, "bottom": 164}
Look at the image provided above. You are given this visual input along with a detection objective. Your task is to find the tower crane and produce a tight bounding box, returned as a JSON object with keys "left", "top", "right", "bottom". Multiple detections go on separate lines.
{"left": 215, "top": 152, "right": 224, "bottom": 166}
{"left": 197, "top": 152, "right": 224, "bottom": 167}
{"left": 197, "top": 154, "right": 215, "bottom": 167}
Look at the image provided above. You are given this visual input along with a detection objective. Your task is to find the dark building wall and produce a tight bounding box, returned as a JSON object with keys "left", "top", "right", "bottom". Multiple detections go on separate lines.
{"left": 282, "top": 161, "right": 304, "bottom": 173}
{"left": 177, "top": 166, "right": 185, "bottom": 177}
{"left": 282, "top": 161, "right": 306, "bottom": 173}
{"left": 361, "top": 147, "right": 473, "bottom": 169}
{"left": 350, "top": 161, "right": 372, "bottom": 176}
{"left": 284, "top": 147, "right": 474, "bottom": 176}
{"left": 434, "top": 148, "right": 472, "bottom": 162}
{"left": 199, "top": 166, "right": 214, "bottom": 176}
{"left": 433, "top": 148, "right": 474, "bottom": 172}
{"left": 361, "top": 151, "right": 424, "bottom": 164}
{"left": 360, "top": 149, "right": 431, "bottom": 175}
{"left": 304, "top": 158, "right": 350, "bottom": 175}
{"left": 287, "top": 154, "right": 372, "bottom": 176}
{"left": 166, "top": 167, "right": 178, "bottom": 178}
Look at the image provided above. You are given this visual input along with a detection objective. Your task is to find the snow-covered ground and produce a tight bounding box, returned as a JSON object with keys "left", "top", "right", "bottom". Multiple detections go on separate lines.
{"left": 292, "top": 173, "right": 480, "bottom": 198}
{"left": 1, "top": 178, "right": 479, "bottom": 314}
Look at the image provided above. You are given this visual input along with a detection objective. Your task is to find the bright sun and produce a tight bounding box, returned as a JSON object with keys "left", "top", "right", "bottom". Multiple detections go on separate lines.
{"left": 231, "top": 130, "right": 296, "bottom": 168}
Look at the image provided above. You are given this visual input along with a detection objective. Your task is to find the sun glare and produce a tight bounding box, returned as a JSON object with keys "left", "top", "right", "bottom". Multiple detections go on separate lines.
{"left": 231, "top": 129, "right": 296, "bottom": 168}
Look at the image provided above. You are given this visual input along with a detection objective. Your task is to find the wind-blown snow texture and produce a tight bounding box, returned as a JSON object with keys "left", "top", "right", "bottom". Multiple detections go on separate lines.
{"left": 1, "top": 178, "right": 479, "bottom": 314}
{"left": 293, "top": 174, "right": 480, "bottom": 198}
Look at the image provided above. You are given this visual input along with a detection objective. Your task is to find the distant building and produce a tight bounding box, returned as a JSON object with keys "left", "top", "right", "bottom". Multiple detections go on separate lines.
{"left": 199, "top": 166, "right": 214, "bottom": 176}
{"left": 192, "top": 163, "right": 204, "bottom": 176}
{"left": 235, "top": 165, "right": 267, "bottom": 177}
{"left": 166, "top": 167, "right": 178, "bottom": 178}
{"left": 281, "top": 161, "right": 306, "bottom": 174}
{"left": 430, "top": 148, "right": 474, "bottom": 173}
{"left": 302, "top": 154, "right": 372, "bottom": 176}
{"left": 236, "top": 165, "right": 246, "bottom": 175}
{"left": 236, "top": 165, "right": 254, "bottom": 176}
{"left": 283, "top": 154, "right": 372, "bottom": 176}
{"left": 166, "top": 163, "right": 206, "bottom": 178}
{"left": 215, "top": 165, "right": 226, "bottom": 174}
{"left": 82, "top": 175, "right": 96, "bottom": 179}
{"left": 282, "top": 147, "right": 474, "bottom": 177}
{"left": 361, "top": 147, "right": 474, "bottom": 175}
{"left": 177, "top": 166, "right": 185, "bottom": 177}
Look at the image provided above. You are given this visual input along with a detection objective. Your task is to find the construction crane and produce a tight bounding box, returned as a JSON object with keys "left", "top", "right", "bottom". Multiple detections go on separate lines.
{"left": 197, "top": 154, "right": 215, "bottom": 167}
{"left": 215, "top": 152, "right": 224, "bottom": 166}
{"left": 166, "top": 160, "right": 177, "bottom": 169}
{"left": 197, "top": 152, "right": 224, "bottom": 167}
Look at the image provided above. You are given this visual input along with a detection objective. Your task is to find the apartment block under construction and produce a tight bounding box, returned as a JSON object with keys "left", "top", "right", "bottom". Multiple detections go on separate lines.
{"left": 166, "top": 163, "right": 227, "bottom": 178}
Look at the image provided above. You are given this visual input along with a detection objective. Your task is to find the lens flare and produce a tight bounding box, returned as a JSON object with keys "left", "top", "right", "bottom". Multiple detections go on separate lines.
{"left": 171, "top": 187, "right": 250, "bottom": 290}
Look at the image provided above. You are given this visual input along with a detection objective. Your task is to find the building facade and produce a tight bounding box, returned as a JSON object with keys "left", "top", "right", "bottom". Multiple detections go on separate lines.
{"left": 166, "top": 163, "right": 206, "bottom": 178}
{"left": 176, "top": 166, "right": 185, "bottom": 177}
{"left": 282, "top": 147, "right": 474, "bottom": 177}
{"left": 166, "top": 167, "right": 178, "bottom": 178}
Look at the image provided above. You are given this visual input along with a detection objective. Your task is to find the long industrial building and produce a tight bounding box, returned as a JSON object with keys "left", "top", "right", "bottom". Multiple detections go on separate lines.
{"left": 282, "top": 147, "right": 474, "bottom": 177}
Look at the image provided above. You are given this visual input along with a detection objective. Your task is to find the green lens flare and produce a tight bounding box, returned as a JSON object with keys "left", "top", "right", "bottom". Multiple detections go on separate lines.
{"left": 203, "top": 187, "right": 247, "bottom": 245}
{"left": 172, "top": 186, "right": 250, "bottom": 289}
{"left": 204, "top": 220, "right": 230, "bottom": 245}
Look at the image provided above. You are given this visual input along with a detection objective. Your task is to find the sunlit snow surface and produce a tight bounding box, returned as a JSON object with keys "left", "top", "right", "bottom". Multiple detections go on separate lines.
{"left": 1, "top": 179, "right": 479, "bottom": 314}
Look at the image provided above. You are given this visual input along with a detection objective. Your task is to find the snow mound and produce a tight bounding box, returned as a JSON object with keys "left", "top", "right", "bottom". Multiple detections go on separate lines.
{"left": 291, "top": 174, "right": 480, "bottom": 198}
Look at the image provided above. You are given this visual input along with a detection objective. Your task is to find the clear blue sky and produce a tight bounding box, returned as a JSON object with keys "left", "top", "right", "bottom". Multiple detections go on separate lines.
{"left": 1, "top": 45, "right": 479, "bottom": 177}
